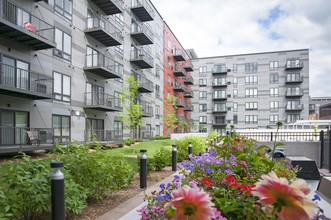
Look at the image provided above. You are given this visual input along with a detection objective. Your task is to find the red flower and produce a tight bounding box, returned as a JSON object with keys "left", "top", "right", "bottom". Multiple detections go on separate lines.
{"left": 234, "top": 138, "right": 241, "bottom": 142}
{"left": 202, "top": 177, "right": 213, "bottom": 187}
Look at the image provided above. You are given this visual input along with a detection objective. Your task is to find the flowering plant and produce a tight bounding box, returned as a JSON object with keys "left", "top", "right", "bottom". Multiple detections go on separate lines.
{"left": 138, "top": 133, "right": 326, "bottom": 220}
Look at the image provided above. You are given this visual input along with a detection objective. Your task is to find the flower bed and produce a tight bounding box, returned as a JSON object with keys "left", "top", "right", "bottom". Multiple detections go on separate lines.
{"left": 138, "top": 134, "right": 327, "bottom": 220}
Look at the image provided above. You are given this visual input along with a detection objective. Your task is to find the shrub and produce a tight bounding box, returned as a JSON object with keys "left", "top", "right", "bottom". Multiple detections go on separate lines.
{"left": 133, "top": 138, "right": 143, "bottom": 143}
{"left": 207, "top": 131, "right": 220, "bottom": 142}
{"left": 0, "top": 188, "right": 12, "bottom": 220}
{"left": 152, "top": 136, "right": 170, "bottom": 140}
{"left": 153, "top": 147, "right": 171, "bottom": 171}
{"left": 175, "top": 136, "right": 207, "bottom": 161}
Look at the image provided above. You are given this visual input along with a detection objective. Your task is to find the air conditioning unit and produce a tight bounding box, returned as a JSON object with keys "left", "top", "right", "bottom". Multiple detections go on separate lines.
{"left": 37, "top": 84, "right": 47, "bottom": 93}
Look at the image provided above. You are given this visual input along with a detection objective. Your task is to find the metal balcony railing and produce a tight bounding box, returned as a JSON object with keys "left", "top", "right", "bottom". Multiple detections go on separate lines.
{"left": 183, "top": 76, "right": 194, "bottom": 85}
{"left": 285, "top": 104, "right": 303, "bottom": 111}
{"left": 135, "top": 73, "right": 153, "bottom": 93}
{"left": 173, "top": 48, "right": 185, "bottom": 61}
{"left": 85, "top": 129, "right": 123, "bottom": 143}
{"left": 285, "top": 76, "right": 304, "bottom": 83}
{"left": 130, "top": 21, "right": 154, "bottom": 45}
{"left": 84, "top": 92, "right": 123, "bottom": 111}
{"left": 130, "top": 0, "right": 154, "bottom": 21}
{"left": 130, "top": 48, "right": 154, "bottom": 68}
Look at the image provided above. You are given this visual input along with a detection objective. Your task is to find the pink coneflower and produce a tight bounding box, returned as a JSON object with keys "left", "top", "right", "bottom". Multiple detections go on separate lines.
{"left": 252, "top": 171, "right": 317, "bottom": 220}
{"left": 165, "top": 185, "right": 215, "bottom": 220}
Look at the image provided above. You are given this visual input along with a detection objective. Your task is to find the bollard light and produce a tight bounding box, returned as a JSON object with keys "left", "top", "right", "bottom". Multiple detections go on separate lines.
{"left": 139, "top": 149, "right": 147, "bottom": 189}
{"left": 51, "top": 161, "right": 65, "bottom": 220}
{"left": 214, "top": 137, "right": 217, "bottom": 146}
{"left": 172, "top": 145, "right": 177, "bottom": 171}
{"left": 188, "top": 142, "right": 192, "bottom": 158}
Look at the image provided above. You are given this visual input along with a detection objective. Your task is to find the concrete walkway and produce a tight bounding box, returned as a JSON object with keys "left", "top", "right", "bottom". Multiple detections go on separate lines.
{"left": 97, "top": 170, "right": 179, "bottom": 220}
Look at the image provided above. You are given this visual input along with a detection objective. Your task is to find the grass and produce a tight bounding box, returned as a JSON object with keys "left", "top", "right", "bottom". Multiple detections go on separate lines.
{"left": 106, "top": 139, "right": 175, "bottom": 170}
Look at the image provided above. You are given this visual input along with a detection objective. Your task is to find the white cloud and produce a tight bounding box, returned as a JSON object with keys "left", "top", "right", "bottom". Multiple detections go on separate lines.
{"left": 152, "top": 0, "right": 331, "bottom": 96}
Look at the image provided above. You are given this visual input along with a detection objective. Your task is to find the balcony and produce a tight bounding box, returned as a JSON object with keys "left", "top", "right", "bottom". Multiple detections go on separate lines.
{"left": 183, "top": 76, "right": 194, "bottom": 85}
{"left": 0, "top": 127, "right": 54, "bottom": 153}
{"left": 0, "top": 63, "right": 53, "bottom": 99}
{"left": 130, "top": 0, "right": 154, "bottom": 22}
{"left": 173, "top": 48, "right": 185, "bottom": 61}
{"left": 184, "top": 90, "right": 194, "bottom": 98}
{"left": 285, "top": 60, "right": 304, "bottom": 70}
{"left": 212, "top": 119, "right": 227, "bottom": 126}
{"left": 90, "top": 0, "right": 123, "bottom": 15}
{"left": 285, "top": 90, "right": 304, "bottom": 98}
{"left": 84, "top": 92, "right": 123, "bottom": 112}
{"left": 178, "top": 114, "right": 185, "bottom": 121}
{"left": 175, "top": 98, "right": 185, "bottom": 108}
{"left": 84, "top": 53, "right": 123, "bottom": 79}
{"left": 173, "top": 82, "right": 186, "bottom": 92}
{"left": 130, "top": 48, "right": 154, "bottom": 69}
{"left": 285, "top": 104, "right": 303, "bottom": 111}
{"left": 212, "top": 81, "right": 227, "bottom": 88}
{"left": 85, "top": 130, "right": 123, "bottom": 143}
{"left": 173, "top": 64, "right": 186, "bottom": 77}
{"left": 85, "top": 16, "right": 123, "bottom": 46}
{"left": 0, "top": 0, "right": 55, "bottom": 50}
{"left": 184, "top": 104, "right": 193, "bottom": 111}
{"left": 130, "top": 22, "right": 153, "bottom": 45}
{"left": 141, "top": 104, "right": 153, "bottom": 117}
{"left": 184, "top": 62, "right": 194, "bottom": 72}
{"left": 212, "top": 94, "right": 227, "bottom": 100}
{"left": 212, "top": 65, "right": 228, "bottom": 75}
{"left": 135, "top": 74, "right": 153, "bottom": 93}
{"left": 285, "top": 76, "right": 304, "bottom": 84}
{"left": 212, "top": 108, "right": 227, "bottom": 114}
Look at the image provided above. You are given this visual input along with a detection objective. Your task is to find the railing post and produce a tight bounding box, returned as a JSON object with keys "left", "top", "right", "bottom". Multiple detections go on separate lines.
{"left": 320, "top": 130, "right": 324, "bottom": 168}
{"left": 271, "top": 132, "right": 273, "bottom": 142}
{"left": 329, "top": 130, "right": 331, "bottom": 173}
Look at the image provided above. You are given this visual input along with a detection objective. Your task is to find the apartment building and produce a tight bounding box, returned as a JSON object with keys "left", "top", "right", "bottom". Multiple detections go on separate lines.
{"left": 190, "top": 49, "right": 310, "bottom": 134}
{"left": 163, "top": 22, "right": 193, "bottom": 136}
{"left": 0, "top": 0, "right": 165, "bottom": 152}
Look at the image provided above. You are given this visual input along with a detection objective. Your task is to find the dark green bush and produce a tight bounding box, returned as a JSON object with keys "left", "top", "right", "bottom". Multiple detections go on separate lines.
{"left": 153, "top": 147, "right": 172, "bottom": 171}
{"left": 152, "top": 135, "right": 170, "bottom": 140}
{"left": 175, "top": 136, "right": 207, "bottom": 161}
{"left": 0, "top": 187, "right": 12, "bottom": 220}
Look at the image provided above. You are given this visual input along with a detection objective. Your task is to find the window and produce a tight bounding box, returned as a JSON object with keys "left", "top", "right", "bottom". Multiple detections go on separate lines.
{"left": 287, "top": 100, "right": 301, "bottom": 110}
{"left": 155, "top": 84, "right": 160, "bottom": 98}
{"left": 114, "top": 91, "right": 122, "bottom": 108}
{"left": 213, "top": 64, "right": 226, "bottom": 72}
{"left": 245, "top": 115, "right": 258, "bottom": 124}
{"left": 286, "top": 73, "right": 301, "bottom": 82}
{"left": 155, "top": 64, "right": 161, "bottom": 79}
{"left": 233, "top": 114, "right": 238, "bottom": 124}
{"left": 167, "top": 56, "right": 171, "bottom": 67}
{"left": 245, "top": 102, "right": 258, "bottom": 110}
{"left": 286, "top": 59, "right": 302, "bottom": 68}
{"left": 54, "top": 71, "right": 71, "bottom": 102}
{"left": 199, "top": 66, "right": 207, "bottom": 75}
{"left": 233, "top": 89, "right": 238, "bottom": 98}
{"left": 214, "top": 103, "right": 226, "bottom": 112}
{"left": 213, "top": 90, "right": 226, "bottom": 99}
{"left": 155, "top": 105, "right": 161, "bottom": 118}
{"left": 270, "top": 101, "right": 279, "bottom": 110}
{"left": 233, "top": 64, "right": 237, "bottom": 73}
{"left": 233, "top": 103, "right": 238, "bottom": 112}
{"left": 287, "top": 114, "right": 300, "bottom": 123}
{"left": 270, "top": 73, "right": 279, "bottom": 84}
{"left": 245, "top": 88, "right": 257, "bottom": 98}
{"left": 115, "top": 45, "right": 124, "bottom": 56}
{"left": 214, "top": 77, "right": 226, "bottom": 86}
{"left": 114, "top": 121, "right": 123, "bottom": 137}
{"left": 270, "top": 115, "right": 279, "bottom": 124}
{"left": 199, "top": 78, "right": 207, "bottom": 86}
{"left": 2, "top": 56, "right": 29, "bottom": 90}
{"left": 199, "top": 91, "right": 207, "bottom": 100}
{"left": 287, "top": 87, "right": 301, "bottom": 95}
{"left": 269, "top": 61, "right": 279, "bottom": 70}
{"left": 167, "top": 74, "right": 171, "bottom": 85}
{"left": 199, "top": 104, "right": 207, "bottom": 112}
{"left": 167, "top": 39, "right": 172, "bottom": 50}
{"left": 245, "top": 62, "right": 257, "bottom": 72}
{"left": 54, "top": 28, "right": 71, "bottom": 60}
{"left": 245, "top": 75, "right": 258, "bottom": 85}
{"left": 233, "top": 77, "right": 237, "bottom": 85}
{"left": 53, "top": 115, "right": 70, "bottom": 143}
{"left": 55, "top": 0, "right": 72, "bottom": 20}
{"left": 199, "top": 116, "right": 207, "bottom": 124}
{"left": 270, "top": 88, "right": 279, "bottom": 97}
{"left": 155, "top": 125, "right": 160, "bottom": 136}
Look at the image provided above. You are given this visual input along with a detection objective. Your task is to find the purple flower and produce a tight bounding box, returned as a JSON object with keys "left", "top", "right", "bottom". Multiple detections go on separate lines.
{"left": 313, "top": 194, "right": 321, "bottom": 201}
{"left": 225, "top": 169, "right": 233, "bottom": 174}
{"left": 159, "top": 183, "right": 165, "bottom": 189}
{"left": 157, "top": 195, "right": 164, "bottom": 202}
{"left": 166, "top": 182, "right": 172, "bottom": 188}
{"left": 174, "top": 175, "right": 181, "bottom": 180}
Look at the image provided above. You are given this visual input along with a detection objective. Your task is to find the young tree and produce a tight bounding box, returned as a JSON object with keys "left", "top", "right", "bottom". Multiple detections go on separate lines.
{"left": 164, "top": 94, "right": 178, "bottom": 133}
{"left": 119, "top": 76, "right": 143, "bottom": 138}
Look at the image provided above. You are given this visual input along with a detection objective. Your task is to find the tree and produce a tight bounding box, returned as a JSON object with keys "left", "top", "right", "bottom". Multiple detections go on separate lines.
{"left": 164, "top": 94, "right": 178, "bottom": 133}
{"left": 119, "top": 76, "right": 143, "bottom": 138}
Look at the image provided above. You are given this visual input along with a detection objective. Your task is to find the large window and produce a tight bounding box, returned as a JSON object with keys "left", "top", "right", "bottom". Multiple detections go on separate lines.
{"left": 54, "top": 28, "right": 71, "bottom": 60}
{"left": 155, "top": 64, "right": 161, "bottom": 79}
{"left": 287, "top": 114, "right": 300, "bottom": 123}
{"left": 245, "top": 62, "right": 257, "bottom": 72}
{"left": 199, "top": 91, "right": 207, "bottom": 100}
{"left": 199, "top": 66, "right": 207, "bottom": 75}
{"left": 199, "top": 104, "right": 207, "bottom": 112}
{"left": 287, "top": 100, "right": 301, "bottom": 110}
{"left": 199, "top": 78, "right": 207, "bottom": 86}
{"left": 114, "top": 91, "right": 122, "bottom": 108}
{"left": 53, "top": 115, "right": 70, "bottom": 143}
{"left": 233, "top": 89, "right": 238, "bottom": 98}
{"left": 245, "top": 115, "right": 258, "bottom": 124}
{"left": 155, "top": 84, "right": 160, "bottom": 98}
{"left": 287, "top": 87, "right": 301, "bottom": 95}
{"left": 155, "top": 125, "right": 160, "bottom": 136}
{"left": 199, "top": 116, "right": 207, "bottom": 124}
{"left": 233, "top": 64, "right": 238, "bottom": 73}
{"left": 286, "top": 73, "right": 301, "bottom": 82}
{"left": 245, "top": 75, "right": 258, "bottom": 85}
{"left": 114, "top": 121, "right": 123, "bottom": 137}
{"left": 213, "top": 90, "right": 226, "bottom": 99}
{"left": 1, "top": 56, "right": 29, "bottom": 90}
{"left": 270, "top": 88, "right": 279, "bottom": 97}
{"left": 245, "top": 102, "right": 258, "bottom": 110}
{"left": 270, "top": 115, "right": 279, "bottom": 124}
{"left": 55, "top": 0, "right": 72, "bottom": 20}
{"left": 269, "top": 61, "right": 279, "bottom": 70}
{"left": 269, "top": 73, "right": 279, "bottom": 84}
{"left": 233, "top": 102, "right": 238, "bottom": 112}
{"left": 214, "top": 77, "right": 226, "bottom": 86}
{"left": 233, "top": 77, "right": 237, "bottom": 85}
{"left": 155, "top": 105, "right": 161, "bottom": 118}
{"left": 245, "top": 88, "right": 257, "bottom": 98}
{"left": 214, "top": 103, "right": 226, "bottom": 112}
{"left": 270, "top": 101, "right": 279, "bottom": 110}
{"left": 54, "top": 71, "right": 70, "bottom": 102}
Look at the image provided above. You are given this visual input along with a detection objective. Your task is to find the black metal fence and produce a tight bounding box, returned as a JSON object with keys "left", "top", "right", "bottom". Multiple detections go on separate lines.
{"left": 320, "top": 130, "right": 331, "bottom": 172}
{"left": 85, "top": 130, "right": 123, "bottom": 143}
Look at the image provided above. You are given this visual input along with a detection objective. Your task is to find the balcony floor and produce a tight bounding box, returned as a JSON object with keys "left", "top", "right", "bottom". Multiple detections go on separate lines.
{"left": 85, "top": 29, "right": 122, "bottom": 46}
{"left": 0, "top": 85, "right": 53, "bottom": 99}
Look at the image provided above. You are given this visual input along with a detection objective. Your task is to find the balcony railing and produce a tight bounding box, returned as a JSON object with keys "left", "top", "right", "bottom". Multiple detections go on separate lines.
{"left": 84, "top": 92, "right": 123, "bottom": 112}
{"left": 173, "top": 82, "right": 186, "bottom": 92}
{"left": 212, "top": 94, "right": 227, "bottom": 100}
{"left": 285, "top": 60, "right": 304, "bottom": 69}
{"left": 173, "top": 64, "right": 186, "bottom": 77}
{"left": 285, "top": 76, "right": 304, "bottom": 84}
{"left": 0, "top": 63, "right": 53, "bottom": 99}
{"left": 85, "top": 129, "right": 123, "bottom": 143}
{"left": 285, "top": 90, "right": 304, "bottom": 97}
{"left": 212, "top": 80, "right": 227, "bottom": 87}
{"left": 173, "top": 48, "right": 185, "bottom": 61}
{"left": 130, "top": 0, "right": 154, "bottom": 22}
{"left": 85, "top": 16, "right": 123, "bottom": 46}
{"left": 183, "top": 76, "right": 194, "bottom": 85}
{"left": 0, "top": 127, "right": 54, "bottom": 153}
{"left": 175, "top": 98, "right": 185, "bottom": 108}
{"left": 130, "top": 22, "right": 153, "bottom": 45}
{"left": 212, "top": 65, "right": 228, "bottom": 75}
{"left": 130, "top": 48, "right": 154, "bottom": 69}
{"left": 285, "top": 104, "right": 303, "bottom": 111}
{"left": 140, "top": 130, "right": 153, "bottom": 139}
{"left": 212, "top": 107, "right": 227, "bottom": 113}
{"left": 135, "top": 74, "right": 153, "bottom": 93}
{"left": 0, "top": 0, "right": 56, "bottom": 50}
{"left": 90, "top": 0, "right": 123, "bottom": 15}
{"left": 84, "top": 53, "right": 123, "bottom": 79}
{"left": 184, "top": 104, "right": 193, "bottom": 111}
{"left": 212, "top": 119, "right": 226, "bottom": 126}
{"left": 141, "top": 104, "right": 153, "bottom": 117}
{"left": 184, "top": 90, "right": 194, "bottom": 98}
{"left": 184, "top": 62, "right": 194, "bottom": 72}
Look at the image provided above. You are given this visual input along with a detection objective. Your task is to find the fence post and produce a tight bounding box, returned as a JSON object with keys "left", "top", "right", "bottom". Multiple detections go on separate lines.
{"left": 329, "top": 130, "right": 331, "bottom": 173}
{"left": 51, "top": 162, "right": 65, "bottom": 220}
{"left": 139, "top": 149, "right": 147, "bottom": 189}
{"left": 172, "top": 145, "right": 177, "bottom": 172}
{"left": 270, "top": 132, "right": 273, "bottom": 142}
{"left": 320, "top": 130, "right": 324, "bottom": 169}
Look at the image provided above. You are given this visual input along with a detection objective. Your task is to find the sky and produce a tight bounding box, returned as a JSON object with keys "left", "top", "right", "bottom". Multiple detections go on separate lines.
{"left": 151, "top": 0, "right": 331, "bottom": 97}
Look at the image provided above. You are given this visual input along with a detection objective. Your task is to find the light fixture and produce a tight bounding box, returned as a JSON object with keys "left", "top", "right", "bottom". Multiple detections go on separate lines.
{"left": 75, "top": 111, "right": 80, "bottom": 116}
